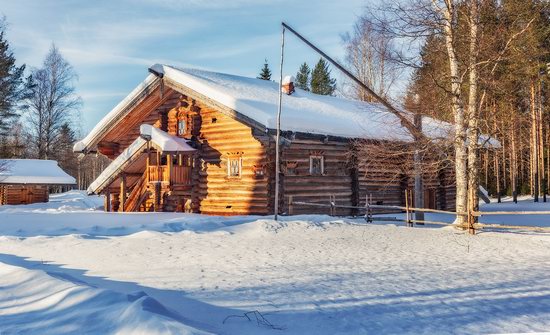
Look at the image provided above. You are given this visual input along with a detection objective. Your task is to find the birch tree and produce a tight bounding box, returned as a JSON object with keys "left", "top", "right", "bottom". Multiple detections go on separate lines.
{"left": 341, "top": 17, "right": 400, "bottom": 101}
{"left": 26, "top": 44, "right": 81, "bottom": 159}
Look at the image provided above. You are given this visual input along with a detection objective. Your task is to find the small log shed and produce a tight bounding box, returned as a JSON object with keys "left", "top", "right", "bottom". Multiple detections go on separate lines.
{"left": 0, "top": 159, "right": 76, "bottom": 205}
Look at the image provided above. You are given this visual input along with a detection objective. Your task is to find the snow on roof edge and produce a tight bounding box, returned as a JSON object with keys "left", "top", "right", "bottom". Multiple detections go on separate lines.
{"left": 140, "top": 124, "right": 196, "bottom": 152}
{"left": 74, "top": 73, "right": 159, "bottom": 153}
{"left": 0, "top": 159, "right": 76, "bottom": 185}
{"left": 87, "top": 137, "right": 147, "bottom": 194}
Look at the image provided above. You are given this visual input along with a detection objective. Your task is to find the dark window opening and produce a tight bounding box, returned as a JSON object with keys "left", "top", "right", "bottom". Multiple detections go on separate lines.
{"left": 310, "top": 156, "right": 324, "bottom": 176}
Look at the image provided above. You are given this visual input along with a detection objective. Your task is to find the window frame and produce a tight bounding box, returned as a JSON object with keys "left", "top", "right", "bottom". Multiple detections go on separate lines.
{"left": 227, "top": 156, "right": 243, "bottom": 178}
{"left": 309, "top": 155, "right": 324, "bottom": 176}
{"left": 177, "top": 118, "right": 186, "bottom": 136}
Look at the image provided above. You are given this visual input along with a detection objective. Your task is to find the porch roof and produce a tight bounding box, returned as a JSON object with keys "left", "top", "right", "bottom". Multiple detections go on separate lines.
{"left": 87, "top": 126, "right": 195, "bottom": 195}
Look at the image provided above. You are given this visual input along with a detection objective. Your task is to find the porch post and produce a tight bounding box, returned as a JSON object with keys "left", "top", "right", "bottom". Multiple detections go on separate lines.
{"left": 146, "top": 141, "right": 151, "bottom": 183}
{"left": 119, "top": 173, "right": 127, "bottom": 212}
{"left": 167, "top": 153, "right": 173, "bottom": 185}
{"left": 104, "top": 188, "right": 111, "bottom": 212}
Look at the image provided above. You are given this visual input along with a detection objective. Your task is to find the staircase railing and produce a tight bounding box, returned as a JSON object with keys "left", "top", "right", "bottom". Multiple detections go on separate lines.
{"left": 124, "top": 171, "right": 149, "bottom": 212}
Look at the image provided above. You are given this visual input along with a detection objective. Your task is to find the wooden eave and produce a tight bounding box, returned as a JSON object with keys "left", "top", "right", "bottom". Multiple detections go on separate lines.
{"left": 84, "top": 77, "right": 161, "bottom": 154}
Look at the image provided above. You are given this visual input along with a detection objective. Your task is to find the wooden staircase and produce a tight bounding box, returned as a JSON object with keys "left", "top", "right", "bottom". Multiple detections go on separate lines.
{"left": 124, "top": 171, "right": 151, "bottom": 212}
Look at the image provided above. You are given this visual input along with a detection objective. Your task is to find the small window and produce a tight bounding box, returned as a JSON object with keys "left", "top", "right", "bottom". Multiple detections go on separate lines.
{"left": 227, "top": 157, "right": 242, "bottom": 177}
{"left": 253, "top": 165, "right": 265, "bottom": 178}
{"left": 310, "top": 155, "right": 324, "bottom": 176}
{"left": 177, "top": 119, "right": 186, "bottom": 136}
{"left": 285, "top": 161, "right": 298, "bottom": 175}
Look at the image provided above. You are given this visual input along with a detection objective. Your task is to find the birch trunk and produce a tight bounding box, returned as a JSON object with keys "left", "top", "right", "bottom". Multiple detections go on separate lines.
{"left": 466, "top": 0, "right": 480, "bottom": 224}
{"left": 437, "top": 0, "right": 468, "bottom": 225}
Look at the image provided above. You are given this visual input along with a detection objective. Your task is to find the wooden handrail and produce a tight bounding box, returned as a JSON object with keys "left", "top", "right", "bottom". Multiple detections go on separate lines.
{"left": 474, "top": 210, "right": 550, "bottom": 216}
{"left": 124, "top": 170, "right": 148, "bottom": 212}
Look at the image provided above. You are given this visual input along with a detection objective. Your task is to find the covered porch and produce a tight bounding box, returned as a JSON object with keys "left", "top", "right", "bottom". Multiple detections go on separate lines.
{"left": 88, "top": 125, "right": 196, "bottom": 212}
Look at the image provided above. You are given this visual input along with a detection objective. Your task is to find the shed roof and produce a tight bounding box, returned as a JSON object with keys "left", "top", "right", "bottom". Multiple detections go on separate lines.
{"left": 0, "top": 159, "right": 76, "bottom": 185}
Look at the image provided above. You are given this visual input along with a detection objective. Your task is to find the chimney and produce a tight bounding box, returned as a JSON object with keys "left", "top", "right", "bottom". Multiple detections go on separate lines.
{"left": 282, "top": 75, "right": 295, "bottom": 95}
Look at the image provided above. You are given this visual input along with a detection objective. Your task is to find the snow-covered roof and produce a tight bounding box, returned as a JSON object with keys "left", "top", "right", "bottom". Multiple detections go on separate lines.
{"left": 74, "top": 64, "right": 499, "bottom": 153}
{"left": 0, "top": 159, "right": 76, "bottom": 185}
{"left": 140, "top": 124, "right": 195, "bottom": 152}
{"left": 73, "top": 73, "right": 158, "bottom": 153}
{"left": 88, "top": 126, "right": 195, "bottom": 194}
{"left": 151, "top": 64, "right": 442, "bottom": 140}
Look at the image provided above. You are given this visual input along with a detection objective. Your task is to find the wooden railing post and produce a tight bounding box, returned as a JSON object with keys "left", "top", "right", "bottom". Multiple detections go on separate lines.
{"left": 167, "top": 153, "right": 173, "bottom": 185}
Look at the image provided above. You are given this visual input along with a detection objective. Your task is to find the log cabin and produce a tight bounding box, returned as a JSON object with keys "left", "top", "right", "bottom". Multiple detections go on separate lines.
{"left": 0, "top": 159, "right": 76, "bottom": 205}
{"left": 74, "top": 64, "right": 463, "bottom": 215}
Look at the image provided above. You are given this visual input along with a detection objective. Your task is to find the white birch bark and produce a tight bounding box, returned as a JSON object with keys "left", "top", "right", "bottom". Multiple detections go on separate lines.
{"left": 435, "top": 0, "right": 468, "bottom": 225}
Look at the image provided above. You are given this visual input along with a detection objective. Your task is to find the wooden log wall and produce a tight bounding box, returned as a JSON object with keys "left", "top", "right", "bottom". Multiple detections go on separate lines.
{"left": 0, "top": 185, "right": 48, "bottom": 205}
{"left": 356, "top": 161, "right": 405, "bottom": 212}
{"left": 166, "top": 94, "right": 270, "bottom": 215}
{"left": 353, "top": 145, "right": 456, "bottom": 213}
{"left": 279, "top": 139, "right": 355, "bottom": 215}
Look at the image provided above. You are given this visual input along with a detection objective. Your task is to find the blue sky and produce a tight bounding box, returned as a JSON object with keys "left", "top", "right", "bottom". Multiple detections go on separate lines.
{"left": 1, "top": 0, "right": 368, "bottom": 134}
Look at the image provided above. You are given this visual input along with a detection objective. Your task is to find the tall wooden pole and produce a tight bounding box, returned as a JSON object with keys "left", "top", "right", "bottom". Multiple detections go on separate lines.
{"left": 414, "top": 112, "right": 424, "bottom": 223}
{"left": 274, "top": 25, "right": 285, "bottom": 220}
{"left": 531, "top": 80, "right": 539, "bottom": 202}
{"left": 511, "top": 106, "right": 518, "bottom": 203}
{"left": 538, "top": 80, "right": 545, "bottom": 201}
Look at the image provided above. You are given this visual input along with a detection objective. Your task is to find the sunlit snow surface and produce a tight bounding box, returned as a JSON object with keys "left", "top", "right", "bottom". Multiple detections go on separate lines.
{"left": 0, "top": 191, "right": 549, "bottom": 334}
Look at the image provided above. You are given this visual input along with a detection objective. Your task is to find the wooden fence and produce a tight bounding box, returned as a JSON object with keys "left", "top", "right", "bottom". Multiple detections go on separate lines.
{"left": 288, "top": 194, "right": 550, "bottom": 234}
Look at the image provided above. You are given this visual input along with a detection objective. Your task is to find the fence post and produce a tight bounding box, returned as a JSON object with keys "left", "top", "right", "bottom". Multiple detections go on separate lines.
{"left": 365, "top": 194, "right": 372, "bottom": 223}
{"left": 405, "top": 189, "right": 411, "bottom": 227}
{"left": 288, "top": 196, "right": 294, "bottom": 215}
{"left": 468, "top": 188, "right": 476, "bottom": 235}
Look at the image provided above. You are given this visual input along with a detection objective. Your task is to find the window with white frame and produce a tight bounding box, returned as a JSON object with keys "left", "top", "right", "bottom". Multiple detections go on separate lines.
{"left": 227, "top": 157, "right": 242, "bottom": 177}
{"left": 177, "top": 119, "right": 186, "bottom": 136}
{"left": 309, "top": 155, "right": 324, "bottom": 175}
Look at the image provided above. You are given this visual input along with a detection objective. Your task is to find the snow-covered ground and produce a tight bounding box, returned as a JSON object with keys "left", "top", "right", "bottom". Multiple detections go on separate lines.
{"left": 0, "top": 191, "right": 549, "bottom": 334}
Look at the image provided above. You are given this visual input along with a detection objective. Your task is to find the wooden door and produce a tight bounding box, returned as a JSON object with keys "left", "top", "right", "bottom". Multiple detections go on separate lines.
{"left": 23, "top": 187, "right": 33, "bottom": 204}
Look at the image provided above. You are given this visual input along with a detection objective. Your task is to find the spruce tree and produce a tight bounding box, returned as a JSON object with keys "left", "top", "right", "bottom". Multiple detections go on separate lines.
{"left": 310, "top": 58, "right": 336, "bottom": 95}
{"left": 54, "top": 122, "right": 78, "bottom": 177}
{"left": 0, "top": 19, "right": 30, "bottom": 136}
{"left": 295, "top": 62, "right": 310, "bottom": 91}
{"left": 257, "top": 59, "right": 272, "bottom": 80}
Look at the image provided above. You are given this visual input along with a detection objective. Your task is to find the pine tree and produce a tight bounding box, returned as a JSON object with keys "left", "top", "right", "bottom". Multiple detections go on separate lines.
{"left": 310, "top": 58, "right": 336, "bottom": 95}
{"left": 257, "top": 59, "right": 272, "bottom": 80}
{"left": 295, "top": 62, "right": 310, "bottom": 91}
{"left": 0, "top": 19, "right": 30, "bottom": 137}
{"left": 54, "top": 122, "right": 78, "bottom": 177}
